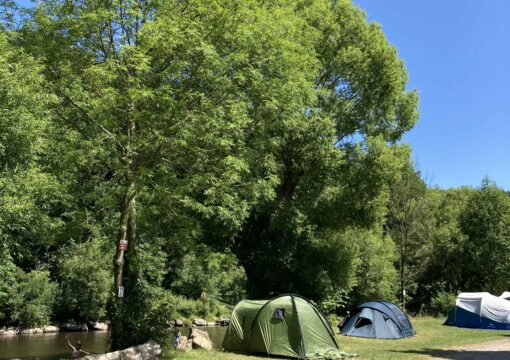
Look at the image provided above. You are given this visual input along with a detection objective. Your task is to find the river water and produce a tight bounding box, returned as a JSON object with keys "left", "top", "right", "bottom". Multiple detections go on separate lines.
{"left": 0, "top": 327, "right": 227, "bottom": 360}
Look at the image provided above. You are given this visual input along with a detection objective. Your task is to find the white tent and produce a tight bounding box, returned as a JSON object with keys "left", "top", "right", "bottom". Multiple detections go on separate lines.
{"left": 499, "top": 292, "right": 510, "bottom": 300}
{"left": 450, "top": 292, "right": 510, "bottom": 329}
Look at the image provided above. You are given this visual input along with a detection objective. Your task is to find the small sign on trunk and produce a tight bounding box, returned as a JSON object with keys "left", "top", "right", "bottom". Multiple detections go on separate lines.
{"left": 119, "top": 240, "right": 128, "bottom": 250}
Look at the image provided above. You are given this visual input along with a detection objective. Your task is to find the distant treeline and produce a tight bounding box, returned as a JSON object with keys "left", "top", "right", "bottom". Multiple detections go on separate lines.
{"left": 0, "top": 0, "right": 507, "bottom": 350}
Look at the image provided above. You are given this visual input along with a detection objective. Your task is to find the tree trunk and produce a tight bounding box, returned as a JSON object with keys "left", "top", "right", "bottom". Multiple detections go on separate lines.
{"left": 113, "top": 182, "right": 135, "bottom": 302}
{"left": 111, "top": 115, "right": 138, "bottom": 350}
{"left": 400, "top": 237, "right": 405, "bottom": 308}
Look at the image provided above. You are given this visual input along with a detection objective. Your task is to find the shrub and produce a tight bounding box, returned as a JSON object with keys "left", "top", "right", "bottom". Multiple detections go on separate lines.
{"left": 0, "top": 250, "right": 17, "bottom": 324}
{"left": 9, "top": 269, "right": 57, "bottom": 327}
{"left": 428, "top": 291, "right": 457, "bottom": 317}
{"left": 171, "top": 247, "right": 246, "bottom": 304}
{"left": 59, "top": 239, "right": 112, "bottom": 322}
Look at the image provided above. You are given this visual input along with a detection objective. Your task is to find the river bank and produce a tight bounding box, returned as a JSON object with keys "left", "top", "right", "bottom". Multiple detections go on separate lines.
{"left": 0, "top": 326, "right": 227, "bottom": 360}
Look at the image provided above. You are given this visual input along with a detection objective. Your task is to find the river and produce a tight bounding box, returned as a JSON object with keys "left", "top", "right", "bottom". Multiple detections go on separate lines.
{"left": 0, "top": 327, "right": 227, "bottom": 360}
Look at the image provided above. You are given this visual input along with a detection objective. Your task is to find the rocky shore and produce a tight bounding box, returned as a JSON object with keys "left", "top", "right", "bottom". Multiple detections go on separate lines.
{"left": 0, "top": 322, "right": 108, "bottom": 336}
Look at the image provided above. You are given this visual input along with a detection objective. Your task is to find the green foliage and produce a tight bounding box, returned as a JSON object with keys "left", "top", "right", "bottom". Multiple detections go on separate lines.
{"left": 0, "top": 0, "right": 423, "bottom": 340}
{"left": 386, "top": 162, "right": 433, "bottom": 306}
{"left": 0, "top": 249, "right": 17, "bottom": 323}
{"left": 0, "top": 31, "right": 51, "bottom": 170}
{"left": 428, "top": 291, "right": 457, "bottom": 317}
{"left": 9, "top": 269, "right": 57, "bottom": 328}
{"left": 170, "top": 247, "right": 246, "bottom": 304}
{"left": 349, "top": 229, "right": 397, "bottom": 306}
{"left": 412, "top": 188, "right": 471, "bottom": 309}
{"left": 58, "top": 239, "right": 113, "bottom": 322}
{"left": 459, "top": 178, "right": 510, "bottom": 294}
{"left": 320, "top": 291, "right": 350, "bottom": 316}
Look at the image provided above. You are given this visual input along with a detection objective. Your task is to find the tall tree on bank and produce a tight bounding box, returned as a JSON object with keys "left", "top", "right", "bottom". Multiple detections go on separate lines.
{"left": 16, "top": 0, "right": 320, "bottom": 349}
{"left": 386, "top": 163, "right": 432, "bottom": 308}
{"left": 459, "top": 178, "right": 510, "bottom": 294}
{"left": 6, "top": 0, "right": 419, "bottom": 345}
{"left": 232, "top": 0, "right": 418, "bottom": 300}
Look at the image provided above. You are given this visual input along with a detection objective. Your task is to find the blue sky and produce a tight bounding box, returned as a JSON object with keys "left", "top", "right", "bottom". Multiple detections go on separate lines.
{"left": 353, "top": 0, "right": 510, "bottom": 190}
{"left": 13, "top": 1, "right": 510, "bottom": 190}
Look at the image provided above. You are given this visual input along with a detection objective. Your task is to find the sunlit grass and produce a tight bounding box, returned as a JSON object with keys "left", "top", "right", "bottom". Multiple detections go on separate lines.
{"left": 340, "top": 316, "right": 510, "bottom": 360}
{"left": 162, "top": 317, "right": 510, "bottom": 359}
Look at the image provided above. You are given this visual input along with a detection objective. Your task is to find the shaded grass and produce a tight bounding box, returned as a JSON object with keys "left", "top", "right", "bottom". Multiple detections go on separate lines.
{"left": 162, "top": 317, "right": 510, "bottom": 359}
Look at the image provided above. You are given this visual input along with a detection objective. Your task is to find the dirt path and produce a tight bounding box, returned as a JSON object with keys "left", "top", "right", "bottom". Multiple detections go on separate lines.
{"left": 428, "top": 338, "right": 510, "bottom": 359}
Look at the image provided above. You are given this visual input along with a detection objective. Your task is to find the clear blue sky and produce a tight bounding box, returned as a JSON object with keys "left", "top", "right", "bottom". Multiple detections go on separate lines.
{"left": 353, "top": 0, "right": 510, "bottom": 190}
{"left": 14, "top": 1, "right": 510, "bottom": 190}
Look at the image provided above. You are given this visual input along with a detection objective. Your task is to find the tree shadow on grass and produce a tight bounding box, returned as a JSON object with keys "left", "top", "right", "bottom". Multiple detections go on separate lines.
{"left": 390, "top": 348, "right": 510, "bottom": 360}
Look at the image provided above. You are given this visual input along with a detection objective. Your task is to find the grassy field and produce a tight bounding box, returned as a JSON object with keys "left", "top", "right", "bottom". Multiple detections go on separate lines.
{"left": 340, "top": 317, "right": 510, "bottom": 359}
{"left": 162, "top": 317, "right": 510, "bottom": 359}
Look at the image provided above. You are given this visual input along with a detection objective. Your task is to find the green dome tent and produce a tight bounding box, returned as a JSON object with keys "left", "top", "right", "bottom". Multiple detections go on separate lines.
{"left": 222, "top": 294, "right": 341, "bottom": 359}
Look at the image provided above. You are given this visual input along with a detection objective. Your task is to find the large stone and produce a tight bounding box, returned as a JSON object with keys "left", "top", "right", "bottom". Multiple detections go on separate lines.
{"left": 43, "top": 325, "right": 60, "bottom": 333}
{"left": 82, "top": 340, "right": 161, "bottom": 360}
{"left": 89, "top": 322, "right": 108, "bottom": 331}
{"left": 0, "top": 327, "right": 17, "bottom": 336}
{"left": 61, "top": 323, "right": 88, "bottom": 332}
{"left": 174, "top": 319, "right": 184, "bottom": 327}
{"left": 190, "top": 328, "right": 213, "bottom": 351}
{"left": 192, "top": 318, "right": 206, "bottom": 326}
{"left": 176, "top": 336, "right": 192, "bottom": 352}
{"left": 18, "top": 328, "right": 43, "bottom": 334}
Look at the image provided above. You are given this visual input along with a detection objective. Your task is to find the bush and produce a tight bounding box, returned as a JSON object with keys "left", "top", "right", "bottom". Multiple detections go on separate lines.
{"left": 320, "top": 290, "right": 349, "bottom": 316}
{"left": 171, "top": 247, "right": 246, "bottom": 304}
{"left": 167, "top": 293, "right": 231, "bottom": 321}
{"left": 58, "top": 239, "right": 112, "bottom": 322}
{"left": 9, "top": 269, "right": 57, "bottom": 327}
{"left": 428, "top": 291, "right": 457, "bottom": 317}
{"left": 0, "top": 250, "right": 17, "bottom": 324}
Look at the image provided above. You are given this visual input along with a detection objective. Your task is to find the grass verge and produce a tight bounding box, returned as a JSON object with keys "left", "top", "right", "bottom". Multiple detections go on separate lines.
{"left": 163, "top": 317, "right": 510, "bottom": 359}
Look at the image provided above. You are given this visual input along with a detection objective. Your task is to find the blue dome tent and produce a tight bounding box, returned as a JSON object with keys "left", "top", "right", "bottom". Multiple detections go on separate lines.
{"left": 340, "top": 301, "right": 414, "bottom": 339}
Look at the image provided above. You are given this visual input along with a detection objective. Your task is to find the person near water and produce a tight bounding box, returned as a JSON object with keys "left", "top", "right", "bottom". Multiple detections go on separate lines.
{"left": 65, "top": 335, "right": 91, "bottom": 359}
{"left": 173, "top": 330, "right": 182, "bottom": 348}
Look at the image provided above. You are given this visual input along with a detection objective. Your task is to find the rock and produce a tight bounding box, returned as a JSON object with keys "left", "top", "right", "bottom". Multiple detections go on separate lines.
{"left": 18, "top": 328, "right": 43, "bottom": 334}
{"left": 190, "top": 328, "right": 213, "bottom": 351}
{"left": 0, "top": 327, "right": 17, "bottom": 336}
{"left": 89, "top": 322, "right": 108, "bottom": 331}
{"left": 61, "top": 323, "right": 88, "bottom": 332}
{"left": 176, "top": 336, "right": 192, "bottom": 352}
{"left": 207, "top": 322, "right": 215, "bottom": 327}
{"left": 192, "top": 318, "right": 206, "bottom": 326}
{"left": 43, "top": 325, "right": 60, "bottom": 333}
{"left": 168, "top": 320, "right": 176, "bottom": 327}
{"left": 82, "top": 340, "right": 161, "bottom": 360}
{"left": 175, "top": 319, "right": 184, "bottom": 327}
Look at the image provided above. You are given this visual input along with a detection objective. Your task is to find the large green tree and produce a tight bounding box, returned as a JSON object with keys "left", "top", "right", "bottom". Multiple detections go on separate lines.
{"left": 2, "top": 0, "right": 419, "bottom": 345}
{"left": 459, "top": 178, "right": 510, "bottom": 294}
{"left": 386, "top": 163, "right": 433, "bottom": 308}
{"left": 233, "top": 0, "right": 418, "bottom": 302}
{"left": 16, "top": 0, "right": 322, "bottom": 348}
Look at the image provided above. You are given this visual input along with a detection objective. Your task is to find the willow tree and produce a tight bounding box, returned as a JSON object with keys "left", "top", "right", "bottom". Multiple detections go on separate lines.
{"left": 16, "top": 0, "right": 321, "bottom": 348}
{"left": 232, "top": 0, "right": 419, "bottom": 302}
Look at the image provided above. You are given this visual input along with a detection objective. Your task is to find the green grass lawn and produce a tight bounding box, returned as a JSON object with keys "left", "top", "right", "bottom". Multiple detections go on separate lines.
{"left": 340, "top": 317, "right": 510, "bottom": 359}
{"left": 163, "top": 317, "right": 510, "bottom": 359}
